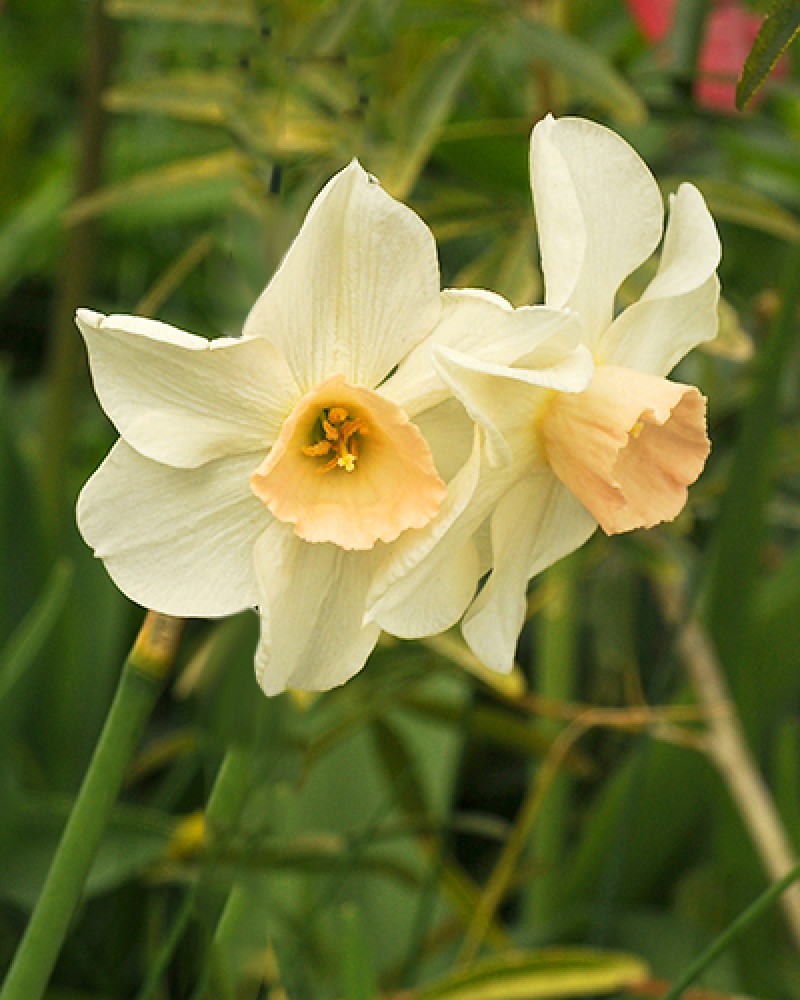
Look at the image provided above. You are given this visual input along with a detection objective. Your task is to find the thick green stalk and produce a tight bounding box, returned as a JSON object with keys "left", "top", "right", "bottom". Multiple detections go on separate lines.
{"left": 0, "top": 613, "right": 183, "bottom": 1000}
{"left": 663, "top": 859, "right": 800, "bottom": 1000}
{"left": 523, "top": 551, "right": 581, "bottom": 934}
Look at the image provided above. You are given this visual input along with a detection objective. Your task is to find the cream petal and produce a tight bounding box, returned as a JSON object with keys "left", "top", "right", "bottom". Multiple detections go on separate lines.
{"left": 462, "top": 473, "right": 596, "bottom": 674}
{"left": 366, "top": 445, "right": 516, "bottom": 625}
{"left": 77, "top": 440, "right": 268, "bottom": 617}
{"left": 243, "top": 161, "right": 441, "bottom": 392}
{"left": 412, "top": 397, "right": 475, "bottom": 488}
{"left": 372, "top": 538, "right": 481, "bottom": 638}
{"left": 597, "top": 185, "right": 721, "bottom": 373}
{"left": 76, "top": 309, "right": 298, "bottom": 468}
{"left": 542, "top": 366, "right": 710, "bottom": 535}
{"left": 365, "top": 425, "right": 485, "bottom": 615}
{"left": 530, "top": 115, "right": 663, "bottom": 346}
{"left": 253, "top": 522, "right": 382, "bottom": 694}
{"left": 383, "top": 288, "right": 583, "bottom": 418}
{"left": 432, "top": 343, "right": 594, "bottom": 467}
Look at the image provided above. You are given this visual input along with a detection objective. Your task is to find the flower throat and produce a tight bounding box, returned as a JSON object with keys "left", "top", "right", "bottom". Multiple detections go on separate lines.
{"left": 301, "top": 406, "right": 369, "bottom": 473}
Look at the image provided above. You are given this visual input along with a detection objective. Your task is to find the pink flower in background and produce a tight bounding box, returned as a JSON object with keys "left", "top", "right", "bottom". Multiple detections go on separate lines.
{"left": 628, "top": 0, "right": 786, "bottom": 112}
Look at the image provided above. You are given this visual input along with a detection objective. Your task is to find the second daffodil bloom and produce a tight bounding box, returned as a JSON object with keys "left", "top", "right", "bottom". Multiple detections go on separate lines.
{"left": 76, "top": 161, "right": 586, "bottom": 694}
{"left": 424, "top": 116, "right": 721, "bottom": 674}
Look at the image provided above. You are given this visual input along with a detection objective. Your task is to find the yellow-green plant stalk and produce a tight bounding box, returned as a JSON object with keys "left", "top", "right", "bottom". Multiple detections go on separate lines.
{"left": 0, "top": 612, "right": 183, "bottom": 1000}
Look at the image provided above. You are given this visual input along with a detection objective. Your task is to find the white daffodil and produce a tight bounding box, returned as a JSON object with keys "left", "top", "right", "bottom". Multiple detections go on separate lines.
{"left": 77, "top": 161, "right": 588, "bottom": 694}
{"left": 389, "top": 115, "right": 721, "bottom": 675}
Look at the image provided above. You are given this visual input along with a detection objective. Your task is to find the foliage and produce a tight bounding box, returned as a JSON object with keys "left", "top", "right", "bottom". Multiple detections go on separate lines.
{"left": 2, "top": 1, "right": 800, "bottom": 998}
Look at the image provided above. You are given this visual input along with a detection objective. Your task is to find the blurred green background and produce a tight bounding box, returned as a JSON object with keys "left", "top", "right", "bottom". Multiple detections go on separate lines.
{"left": 2, "top": 0, "right": 800, "bottom": 997}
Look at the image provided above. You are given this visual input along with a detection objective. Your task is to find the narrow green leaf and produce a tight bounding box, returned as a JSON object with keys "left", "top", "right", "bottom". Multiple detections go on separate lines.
{"left": 663, "top": 176, "right": 800, "bottom": 243}
{"left": 412, "top": 949, "right": 648, "bottom": 1000}
{"left": 705, "top": 242, "right": 800, "bottom": 737}
{"left": 66, "top": 151, "right": 251, "bottom": 225}
{"left": 0, "top": 561, "right": 72, "bottom": 707}
{"left": 106, "top": 0, "right": 254, "bottom": 25}
{"left": 503, "top": 17, "right": 646, "bottom": 124}
{"left": 337, "top": 903, "right": 378, "bottom": 1000}
{"left": 737, "top": 0, "right": 800, "bottom": 110}
{"left": 383, "top": 33, "right": 484, "bottom": 199}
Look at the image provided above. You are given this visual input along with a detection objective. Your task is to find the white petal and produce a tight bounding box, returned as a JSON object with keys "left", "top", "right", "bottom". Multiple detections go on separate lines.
{"left": 372, "top": 538, "right": 481, "bottom": 638}
{"left": 433, "top": 343, "right": 594, "bottom": 466}
{"left": 414, "top": 397, "right": 476, "bottom": 487}
{"left": 77, "top": 440, "right": 267, "bottom": 617}
{"left": 365, "top": 425, "right": 485, "bottom": 615}
{"left": 253, "top": 522, "right": 382, "bottom": 695}
{"left": 596, "top": 184, "right": 721, "bottom": 374}
{"left": 530, "top": 115, "right": 663, "bottom": 346}
{"left": 462, "top": 473, "right": 596, "bottom": 674}
{"left": 76, "top": 310, "right": 298, "bottom": 468}
{"left": 383, "top": 288, "right": 582, "bottom": 417}
{"left": 243, "top": 161, "right": 441, "bottom": 392}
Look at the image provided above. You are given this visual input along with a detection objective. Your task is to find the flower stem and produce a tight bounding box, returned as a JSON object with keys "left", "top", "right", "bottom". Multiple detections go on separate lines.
{"left": 0, "top": 612, "right": 183, "bottom": 1000}
{"left": 662, "top": 859, "right": 800, "bottom": 1000}
{"left": 523, "top": 551, "right": 581, "bottom": 934}
{"left": 134, "top": 746, "right": 254, "bottom": 1000}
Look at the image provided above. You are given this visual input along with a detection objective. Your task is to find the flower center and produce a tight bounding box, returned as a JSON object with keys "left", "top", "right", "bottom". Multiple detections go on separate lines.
{"left": 301, "top": 406, "right": 369, "bottom": 473}
{"left": 541, "top": 365, "right": 710, "bottom": 535}
{"left": 250, "top": 374, "right": 446, "bottom": 550}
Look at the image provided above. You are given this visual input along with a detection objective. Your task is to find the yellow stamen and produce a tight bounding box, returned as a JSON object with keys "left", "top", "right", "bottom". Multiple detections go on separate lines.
{"left": 629, "top": 420, "right": 644, "bottom": 438}
{"left": 303, "top": 406, "right": 367, "bottom": 473}
{"left": 301, "top": 440, "right": 332, "bottom": 457}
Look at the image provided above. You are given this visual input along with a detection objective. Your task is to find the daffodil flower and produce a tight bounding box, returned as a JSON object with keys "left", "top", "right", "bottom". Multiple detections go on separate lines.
{"left": 384, "top": 116, "right": 721, "bottom": 674}
{"left": 77, "top": 161, "right": 586, "bottom": 694}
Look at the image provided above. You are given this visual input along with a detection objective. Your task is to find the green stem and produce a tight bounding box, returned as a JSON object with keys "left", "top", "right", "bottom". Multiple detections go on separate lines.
{"left": 523, "top": 551, "right": 581, "bottom": 934}
{"left": 0, "top": 613, "right": 183, "bottom": 1000}
{"left": 662, "top": 860, "right": 800, "bottom": 1000}
{"left": 40, "top": 0, "right": 116, "bottom": 548}
{"left": 136, "top": 747, "right": 255, "bottom": 1000}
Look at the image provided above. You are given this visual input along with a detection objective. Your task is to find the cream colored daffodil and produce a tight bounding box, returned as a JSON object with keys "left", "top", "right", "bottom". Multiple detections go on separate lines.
{"left": 77, "top": 161, "right": 588, "bottom": 694}
{"left": 374, "top": 116, "right": 720, "bottom": 675}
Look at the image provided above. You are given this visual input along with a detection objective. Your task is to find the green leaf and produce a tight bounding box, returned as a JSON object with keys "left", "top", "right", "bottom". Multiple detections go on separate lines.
{"left": 662, "top": 176, "right": 800, "bottom": 243}
{"left": 66, "top": 151, "right": 251, "bottom": 225}
{"left": 502, "top": 17, "right": 646, "bottom": 124}
{"left": 412, "top": 949, "right": 649, "bottom": 1000}
{"left": 737, "top": 0, "right": 800, "bottom": 110}
{"left": 382, "top": 33, "right": 485, "bottom": 199}
{"left": 0, "top": 560, "right": 72, "bottom": 707}
{"left": 106, "top": 0, "right": 254, "bottom": 25}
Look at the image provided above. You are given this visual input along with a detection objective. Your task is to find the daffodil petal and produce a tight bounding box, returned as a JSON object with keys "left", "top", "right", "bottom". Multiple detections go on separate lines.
{"left": 597, "top": 185, "right": 721, "bottom": 373}
{"left": 76, "top": 310, "right": 298, "bottom": 468}
{"left": 77, "top": 441, "right": 267, "bottom": 616}
{"left": 432, "top": 343, "right": 594, "bottom": 467}
{"left": 253, "top": 522, "right": 382, "bottom": 694}
{"left": 462, "top": 473, "right": 596, "bottom": 674}
{"left": 530, "top": 115, "right": 663, "bottom": 346}
{"left": 383, "top": 288, "right": 582, "bottom": 417}
{"left": 243, "top": 160, "right": 441, "bottom": 392}
{"left": 372, "top": 539, "right": 481, "bottom": 638}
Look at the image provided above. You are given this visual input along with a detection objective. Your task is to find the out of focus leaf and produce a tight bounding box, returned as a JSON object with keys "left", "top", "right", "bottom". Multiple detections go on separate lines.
{"left": 0, "top": 796, "right": 172, "bottom": 910}
{"left": 737, "top": 0, "right": 800, "bottom": 109}
{"left": 665, "top": 177, "right": 800, "bottom": 243}
{"left": 66, "top": 151, "right": 251, "bottom": 225}
{"left": 705, "top": 243, "right": 800, "bottom": 737}
{"left": 0, "top": 560, "right": 72, "bottom": 707}
{"left": 0, "top": 173, "right": 70, "bottom": 301}
{"left": 382, "top": 33, "right": 484, "bottom": 199}
{"left": 107, "top": 0, "right": 254, "bottom": 24}
{"left": 411, "top": 949, "right": 648, "bottom": 1000}
{"left": 502, "top": 16, "right": 646, "bottom": 124}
